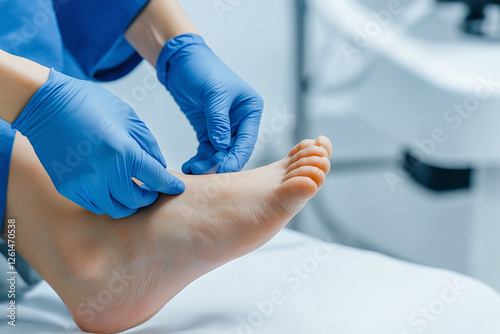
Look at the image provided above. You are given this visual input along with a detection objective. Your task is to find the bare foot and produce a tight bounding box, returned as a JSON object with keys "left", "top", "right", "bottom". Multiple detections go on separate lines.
{"left": 11, "top": 136, "right": 332, "bottom": 333}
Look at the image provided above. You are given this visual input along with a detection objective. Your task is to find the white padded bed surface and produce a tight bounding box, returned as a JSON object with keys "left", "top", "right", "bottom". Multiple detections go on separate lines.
{"left": 2, "top": 229, "right": 500, "bottom": 334}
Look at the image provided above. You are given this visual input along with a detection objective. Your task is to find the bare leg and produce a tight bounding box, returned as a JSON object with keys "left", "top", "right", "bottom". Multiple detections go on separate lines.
{"left": 2, "top": 134, "right": 332, "bottom": 333}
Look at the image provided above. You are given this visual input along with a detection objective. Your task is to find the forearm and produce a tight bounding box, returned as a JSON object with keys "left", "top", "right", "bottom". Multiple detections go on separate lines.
{"left": 0, "top": 50, "right": 50, "bottom": 124}
{"left": 125, "top": 0, "right": 198, "bottom": 66}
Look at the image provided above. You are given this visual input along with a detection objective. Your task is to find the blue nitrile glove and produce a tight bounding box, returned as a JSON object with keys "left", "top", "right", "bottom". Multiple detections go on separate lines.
{"left": 12, "top": 68, "right": 184, "bottom": 218}
{"left": 156, "top": 33, "right": 263, "bottom": 174}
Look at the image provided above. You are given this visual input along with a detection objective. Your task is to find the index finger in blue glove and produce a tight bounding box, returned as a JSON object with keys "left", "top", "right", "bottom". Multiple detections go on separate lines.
{"left": 134, "top": 150, "right": 185, "bottom": 195}
{"left": 189, "top": 150, "right": 227, "bottom": 175}
{"left": 182, "top": 141, "right": 216, "bottom": 174}
{"left": 204, "top": 91, "right": 232, "bottom": 151}
{"left": 218, "top": 103, "right": 263, "bottom": 173}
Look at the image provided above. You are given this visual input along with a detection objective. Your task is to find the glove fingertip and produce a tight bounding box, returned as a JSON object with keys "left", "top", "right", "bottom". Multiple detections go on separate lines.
{"left": 109, "top": 207, "right": 138, "bottom": 219}
{"left": 169, "top": 177, "right": 186, "bottom": 194}
{"left": 190, "top": 161, "right": 213, "bottom": 175}
{"left": 158, "top": 170, "right": 185, "bottom": 195}
{"left": 140, "top": 183, "right": 153, "bottom": 191}
{"left": 218, "top": 154, "right": 242, "bottom": 173}
{"left": 182, "top": 162, "right": 192, "bottom": 174}
{"left": 158, "top": 156, "right": 167, "bottom": 168}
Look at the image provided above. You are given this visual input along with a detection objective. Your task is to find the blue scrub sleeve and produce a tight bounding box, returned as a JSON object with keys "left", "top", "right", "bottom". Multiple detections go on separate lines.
{"left": 0, "top": 121, "right": 16, "bottom": 232}
{"left": 54, "top": 0, "right": 150, "bottom": 81}
{"left": 0, "top": 0, "right": 64, "bottom": 71}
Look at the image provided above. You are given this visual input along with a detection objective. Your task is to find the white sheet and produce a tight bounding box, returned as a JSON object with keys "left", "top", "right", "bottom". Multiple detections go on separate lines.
{"left": 1, "top": 229, "right": 499, "bottom": 334}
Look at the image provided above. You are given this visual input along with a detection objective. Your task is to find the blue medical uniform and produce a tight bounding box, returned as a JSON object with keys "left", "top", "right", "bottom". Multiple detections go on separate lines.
{"left": 0, "top": 0, "right": 150, "bottom": 286}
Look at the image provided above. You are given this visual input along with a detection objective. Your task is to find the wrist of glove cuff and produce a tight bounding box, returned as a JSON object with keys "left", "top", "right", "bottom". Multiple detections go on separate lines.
{"left": 12, "top": 68, "right": 61, "bottom": 136}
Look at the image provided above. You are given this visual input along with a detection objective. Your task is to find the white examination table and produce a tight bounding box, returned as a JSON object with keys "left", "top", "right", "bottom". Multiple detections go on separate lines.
{"left": 1, "top": 229, "right": 499, "bottom": 334}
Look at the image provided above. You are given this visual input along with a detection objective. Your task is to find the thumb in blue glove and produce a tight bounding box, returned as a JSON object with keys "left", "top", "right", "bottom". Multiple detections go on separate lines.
{"left": 12, "top": 68, "right": 184, "bottom": 219}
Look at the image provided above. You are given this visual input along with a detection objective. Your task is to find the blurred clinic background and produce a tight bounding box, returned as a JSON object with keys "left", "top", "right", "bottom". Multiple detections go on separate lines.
{"left": 101, "top": 0, "right": 500, "bottom": 291}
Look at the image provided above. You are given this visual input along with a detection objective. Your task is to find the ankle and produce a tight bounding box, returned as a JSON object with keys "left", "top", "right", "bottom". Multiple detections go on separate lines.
{"left": 51, "top": 214, "right": 113, "bottom": 281}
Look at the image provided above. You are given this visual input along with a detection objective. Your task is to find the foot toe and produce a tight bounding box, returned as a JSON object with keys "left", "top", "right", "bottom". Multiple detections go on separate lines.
{"left": 287, "top": 144, "right": 329, "bottom": 167}
{"left": 287, "top": 156, "right": 331, "bottom": 175}
{"left": 283, "top": 165, "right": 326, "bottom": 188}
{"left": 316, "top": 135, "right": 332, "bottom": 159}
{"left": 287, "top": 136, "right": 332, "bottom": 160}
{"left": 287, "top": 139, "right": 316, "bottom": 158}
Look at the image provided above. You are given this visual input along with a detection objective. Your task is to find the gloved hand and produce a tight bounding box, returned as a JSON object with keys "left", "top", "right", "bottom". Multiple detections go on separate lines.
{"left": 156, "top": 33, "right": 263, "bottom": 174}
{"left": 12, "top": 68, "right": 184, "bottom": 218}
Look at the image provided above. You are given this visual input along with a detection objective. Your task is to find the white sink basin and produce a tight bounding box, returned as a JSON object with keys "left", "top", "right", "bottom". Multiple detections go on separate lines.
{"left": 310, "top": 0, "right": 500, "bottom": 166}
